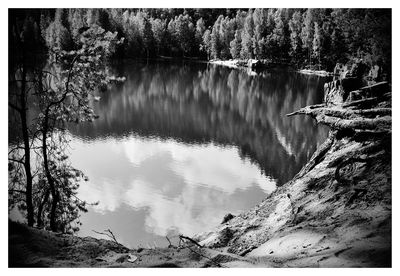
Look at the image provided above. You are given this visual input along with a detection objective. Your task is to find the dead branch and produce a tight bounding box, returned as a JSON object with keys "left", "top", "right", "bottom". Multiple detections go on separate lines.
{"left": 179, "top": 235, "right": 203, "bottom": 248}
{"left": 165, "top": 236, "right": 173, "bottom": 248}
{"left": 186, "top": 245, "right": 226, "bottom": 267}
{"left": 175, "top": 235, "right": 230, "bottom": 267}
{"left": 92, "top": 229, "right": 121, "bottom": 245}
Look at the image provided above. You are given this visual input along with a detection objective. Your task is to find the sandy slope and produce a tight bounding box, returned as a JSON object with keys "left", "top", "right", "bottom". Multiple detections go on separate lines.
{"left": 9, "top": 220, "right": 266, "bottom": 267}
{"left": 193, "top": 82, "right": 392, "bottom": 268}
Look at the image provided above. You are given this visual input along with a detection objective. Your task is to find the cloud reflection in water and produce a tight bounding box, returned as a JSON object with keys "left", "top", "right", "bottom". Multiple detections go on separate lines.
{"left": 70, "top": 135, "right": 275, "bottom": 246}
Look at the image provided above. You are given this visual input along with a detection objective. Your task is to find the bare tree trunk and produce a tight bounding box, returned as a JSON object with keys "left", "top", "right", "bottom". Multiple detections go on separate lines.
{"left": 19, "top": 65, "right": 35, "bottom": 227}
{"left": 319, "top": 52, "right": 321, "bottom": 70}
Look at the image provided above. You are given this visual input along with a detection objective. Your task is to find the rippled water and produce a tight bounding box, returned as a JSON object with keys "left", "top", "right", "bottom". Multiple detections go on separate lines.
{"left": 64, "top": 61, "right": 329, "bottom": 248}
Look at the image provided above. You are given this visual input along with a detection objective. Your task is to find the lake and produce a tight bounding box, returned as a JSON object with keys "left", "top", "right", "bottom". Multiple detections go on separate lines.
{"left": 65, "top": 61, "right": 329, "bottom": 248}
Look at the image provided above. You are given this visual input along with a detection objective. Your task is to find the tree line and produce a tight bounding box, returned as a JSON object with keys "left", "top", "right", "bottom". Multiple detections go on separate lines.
{"left": 12, "top": 8, "right": 391, "bottom": 72}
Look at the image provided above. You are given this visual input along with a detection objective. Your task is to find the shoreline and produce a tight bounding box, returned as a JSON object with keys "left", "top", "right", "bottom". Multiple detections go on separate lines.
{"left": 209, "top": 60, "right": 241, "bottom": 69}
{"left": 298, "top": 68, "right": 334, "bottom": 77}
{"left": 9, "top": 75, "right": 391, "bottom": 268}
{"left": 113, "top": 58, "right": 334, "bottom": 78}
{"left": 209, "top": 59, "right": 334, "bottom": 78}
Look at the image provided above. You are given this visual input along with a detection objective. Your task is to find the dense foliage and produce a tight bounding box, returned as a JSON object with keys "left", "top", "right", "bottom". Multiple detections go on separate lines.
{"left": 12, "top": 8, "right": 391, "bottom": 72}
{"left": 9, "top": 9, "right": 121, "bottom": 233}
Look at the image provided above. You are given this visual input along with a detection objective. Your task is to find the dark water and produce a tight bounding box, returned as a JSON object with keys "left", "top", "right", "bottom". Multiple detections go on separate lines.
{"left": 66, "top": 61, "right": 329, "bottom": 248}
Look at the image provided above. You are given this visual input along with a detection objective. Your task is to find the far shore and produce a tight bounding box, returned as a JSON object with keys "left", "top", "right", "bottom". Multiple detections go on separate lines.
{"left": 209, "top": 59, "right": 334, "bottom": 77}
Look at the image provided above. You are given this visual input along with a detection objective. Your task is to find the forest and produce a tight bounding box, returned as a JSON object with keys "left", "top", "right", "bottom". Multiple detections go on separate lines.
{"left": 10, "top": 8, "right": 391, "bottom": 72}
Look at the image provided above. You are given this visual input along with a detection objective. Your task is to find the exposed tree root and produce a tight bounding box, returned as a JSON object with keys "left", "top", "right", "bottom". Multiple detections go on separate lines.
{"left": 314, "top": 114, "right": 391, "bottom": 132}
{"left": 295, "top": 131, "right": 336, "bottom": 178}
{"left": 287, "top": 91, "right": 392, "bottom": 134}
{"left": 287, "top": 106, "right": 391, "bottom": 119}
{"left": 342, "top": 97, "right": 379, "bottom": 108}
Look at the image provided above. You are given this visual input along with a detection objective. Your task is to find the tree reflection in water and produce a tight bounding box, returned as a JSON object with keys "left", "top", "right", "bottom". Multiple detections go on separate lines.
{"left": 68, "top": 61, "right": 330, "bottom": 247}
{"left": 71, "top": 62, "right": 329, "bottom": 185}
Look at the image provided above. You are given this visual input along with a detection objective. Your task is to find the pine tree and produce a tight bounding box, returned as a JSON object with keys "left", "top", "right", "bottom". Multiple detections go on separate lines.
{"left": 141, "top": 16, "right": 154, "bottom": 58}
{"left": 301, "top": 9, "right": 314, "bottom": 68}
{"left": 313, "top": 22, "right": 322, "bottom": 69}
{"left": 69, "top": 9, "right": 86, "bottom": 43}
{"left": 271, "top": 9, "right": 288, "bottom": 59}
{"left": 195, "top": 18, "right": 206, "bottom": 53}
{"left": 172, "top": 14, "right": 195, "bottom": 56}
{"left": 252, "top": 9, "right": 267, "bottom": 59}
{"left": 240, "top": 11, "right": 254, "bottom": 59}
{"left": 202, "top": 29, "right": 212, "bottom": 60}
{"left": 230, "top": 30, "right": 242, "bottom": 59}
{"left": 210, "top": 15, "right": 223, "bottom": 59}
{"left": 151, "top": 18, "right": 167, "bottom": 56}
{"left": 44, "top": 14, "right": 73, "bottom": 51}
{"left": 289, "top": 11, "right": 303, "bottom": 61}
{"left": 86, "top": 8, "right": 100, "bottom": 26}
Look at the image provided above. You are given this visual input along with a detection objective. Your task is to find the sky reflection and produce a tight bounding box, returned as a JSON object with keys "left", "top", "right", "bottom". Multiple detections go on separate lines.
{"left": 70, "top": 135, "right": 275, "bottom": 247}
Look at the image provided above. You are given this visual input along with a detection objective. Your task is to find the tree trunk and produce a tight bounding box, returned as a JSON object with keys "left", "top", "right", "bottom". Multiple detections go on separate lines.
{"left": 19, "top": 65, "right": 34, "bottom": 227}
{"left": 42, "top": 112, "right": 59, "bottom": 232}
{"left": 36, "top": 188, "right": 50, "bottom": 228}
{"left": 319, "top": 52, "right": 321, "bottom": 70}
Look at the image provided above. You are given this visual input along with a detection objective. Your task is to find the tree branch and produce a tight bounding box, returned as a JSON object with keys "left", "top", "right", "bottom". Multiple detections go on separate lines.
{"left": 8, "top": 102, "right": 23, "bottom": 113}
{"left": 8, "top": 156, "right": 25, "bottom": 165}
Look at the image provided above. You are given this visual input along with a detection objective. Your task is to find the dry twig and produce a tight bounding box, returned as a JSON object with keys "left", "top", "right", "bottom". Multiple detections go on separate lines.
{"left": 92, "top": 229, "right": 120, "bottom": 245}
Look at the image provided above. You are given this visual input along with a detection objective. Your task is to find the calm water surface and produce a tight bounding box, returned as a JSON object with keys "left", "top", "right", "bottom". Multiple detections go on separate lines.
{"left": 67, "top": 61, "right": 329, "bottom": 248}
